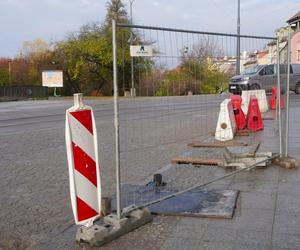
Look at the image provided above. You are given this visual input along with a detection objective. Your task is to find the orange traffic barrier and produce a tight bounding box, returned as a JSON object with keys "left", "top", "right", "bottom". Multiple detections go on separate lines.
{"left": 247, "top": 95, "right": 264, "bottom": 131}
{"left": 269, "top": 87, "right": 284, "bottom": 110}
{"left": 230, "top": 95, "right": 246, "bottom": 130}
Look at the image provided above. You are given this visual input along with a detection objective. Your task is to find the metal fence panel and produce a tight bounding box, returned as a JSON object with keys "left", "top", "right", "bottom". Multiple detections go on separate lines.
{"left": 0, "top": 86, "right": 48, "bottom": 101}
{"left": 111, "top": 22, "right": 279, "bottom": 218}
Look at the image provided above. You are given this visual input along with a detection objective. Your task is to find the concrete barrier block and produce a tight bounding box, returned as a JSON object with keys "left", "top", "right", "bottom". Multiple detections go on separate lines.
{"left": 241, "top": 90, "right": 268, "bottom": 114}
{"left": 215, "top": 99, "right": 237, "bottom": 141}
{"left": 76, "top": 207, "right": 153, "bottom": 247}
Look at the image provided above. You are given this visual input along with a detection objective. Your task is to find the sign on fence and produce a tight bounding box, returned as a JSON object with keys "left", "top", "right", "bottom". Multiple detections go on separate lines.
{"left": 42, "top": 70, "right": 63, "bottom": 87}
{"left": 130, "top": 45, "right": 153, "bottom": 57}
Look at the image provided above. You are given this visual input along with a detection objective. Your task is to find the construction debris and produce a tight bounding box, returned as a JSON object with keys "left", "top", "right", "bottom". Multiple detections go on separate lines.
{"left": 172, "top": 143, "right": 271, "bottom": 170}
{"left": 187, "top": 141, "right": 249, "bottom": 148}
{"left": 172, "top": 157, "right": 222, "bottom": 166}
{"left": 224, "top": 143, "right": 260, "bottom": 158}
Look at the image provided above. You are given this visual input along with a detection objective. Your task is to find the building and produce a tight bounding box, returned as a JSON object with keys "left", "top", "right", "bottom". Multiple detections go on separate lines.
{"left": 267, "top": 11, "right": 300, "bottom": 65}
{"left": 211, "top": 12, "right": 300, "bottom": 74}
{"left": 287, "top": 11, "right": 300, "bottom": 64}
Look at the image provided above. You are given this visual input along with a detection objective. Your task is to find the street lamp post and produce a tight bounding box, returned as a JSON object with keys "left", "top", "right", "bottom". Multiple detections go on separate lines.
{"left": 8, "top": 58, "right": 12, "bottom": 85}
{"left": 285, "top": 23, "right": 295, "bottom": 157}
{"left": 49, "top": 61, "right": 60, "bottom": 97}
{"left": 129, "top": 0, "right": 136, "bottom": 97}
{"left": 236, "top": 0, "right": 241, "bottom": 75}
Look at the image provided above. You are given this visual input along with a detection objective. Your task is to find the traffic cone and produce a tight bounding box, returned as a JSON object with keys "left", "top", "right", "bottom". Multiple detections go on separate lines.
{"left": 247, "top": 95, "right": 264, "bottom": 131}
{"left": 241, "top": 90, "right": 268, "bottom": 114}
{"left": 230, "top": 95, "right": 246, "bottom": 130}
{"left": 269, "top": 87, "right": 284, "bottom": 110}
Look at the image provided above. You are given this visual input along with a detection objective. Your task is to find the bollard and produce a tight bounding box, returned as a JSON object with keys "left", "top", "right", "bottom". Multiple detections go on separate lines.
{"left": 215, "top": 99, "right": 237, "bottom": 141}
{"left": 65, "top": 93, "right": 102, "bottom": 227}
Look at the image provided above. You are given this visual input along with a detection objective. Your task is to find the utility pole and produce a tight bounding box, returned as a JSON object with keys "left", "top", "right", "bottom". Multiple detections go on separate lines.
{"left": 236, "top": 0, "right": 241, "bottom": 75}
{"left": 8, "top": 58, "right": 12, "bottom": 85}
{"left": 129, "top": 0, "right": 136, "bottom": 97}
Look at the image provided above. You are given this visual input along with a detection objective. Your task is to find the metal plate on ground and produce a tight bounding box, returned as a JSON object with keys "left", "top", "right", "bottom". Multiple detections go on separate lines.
{"left": 112, "top": 185, "right": 239, "bottom": 219}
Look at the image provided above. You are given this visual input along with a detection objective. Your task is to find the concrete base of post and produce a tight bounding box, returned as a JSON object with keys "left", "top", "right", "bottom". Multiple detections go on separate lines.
{"left": 76, "top": 207, "right": 153, "bottom": 247}
{"left": 130, "top": 88, "right": 136, "bottom": 97}
{"left": 273, "top": 156, "right": 299, "bottom": 169}
{"left": 124, "top": 90, "right": 131, "bottom": 97}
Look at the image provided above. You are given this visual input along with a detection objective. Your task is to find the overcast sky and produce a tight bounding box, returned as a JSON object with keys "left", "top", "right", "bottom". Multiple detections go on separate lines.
{"left": 0, "top": 0, "right": 299, "bottom": 57}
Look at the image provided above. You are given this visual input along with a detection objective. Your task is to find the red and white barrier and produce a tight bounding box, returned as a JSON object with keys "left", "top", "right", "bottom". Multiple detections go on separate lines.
{"left": 241, "top": 90, "right": 268, "bottom": 114}
{"left": 215, "top": 99, "right": 237, "bottom": 141}
{"left": 65, "top": 94, "right": 101, "bottom": 227}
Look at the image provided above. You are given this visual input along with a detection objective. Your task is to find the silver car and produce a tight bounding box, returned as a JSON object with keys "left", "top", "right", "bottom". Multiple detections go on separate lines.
{"left": 229, "top": 64, "right": 300, "bottom": 94}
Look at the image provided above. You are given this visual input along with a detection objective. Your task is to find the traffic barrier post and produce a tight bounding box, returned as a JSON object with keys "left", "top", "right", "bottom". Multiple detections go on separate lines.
{"left": 65, "top": 93, "right": 102, "bottom": 227}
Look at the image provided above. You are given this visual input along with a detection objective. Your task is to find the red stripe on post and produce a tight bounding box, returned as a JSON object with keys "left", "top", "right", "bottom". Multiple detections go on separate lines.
{"left": 70, "top": 110, "right": 93, "bottom": 134}
{"left": 76, "top": 196, "right": 98, "bottom": 222}
{"left": 72, "top": 142, "right": 97, "bottom": 187}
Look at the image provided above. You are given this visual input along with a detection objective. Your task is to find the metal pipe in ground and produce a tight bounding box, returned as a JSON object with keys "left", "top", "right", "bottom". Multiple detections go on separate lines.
{"left": 276, "top": 38, "right": 282, "bottom": 155}
{"left": 112, "top": 19, "right": 121, "bottom": 222}
{"left": 285, "top": 25, "right": 291, "bottom": 157}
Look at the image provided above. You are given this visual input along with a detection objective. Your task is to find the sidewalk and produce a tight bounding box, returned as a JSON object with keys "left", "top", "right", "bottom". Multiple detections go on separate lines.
{"left": 43, "top": 101, "right": 300, "bottom": 250}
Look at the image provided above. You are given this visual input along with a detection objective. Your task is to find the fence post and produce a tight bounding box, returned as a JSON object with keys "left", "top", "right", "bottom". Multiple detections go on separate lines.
{"left": 285, "top": 25, "right": 291, "bottom": 157}
{"left": 112, "top": 19, "right": 121, "bottom": 222}
{"left": 276, "top": 37, "right": 282, "bottom": 155}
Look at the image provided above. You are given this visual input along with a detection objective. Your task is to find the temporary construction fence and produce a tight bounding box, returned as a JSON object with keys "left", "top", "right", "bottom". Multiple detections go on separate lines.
{"left": 0, "top": 86, "right": 48, "bottom": 101}
{"left": 108, "top": 19, "right": 293, "bottom": 225}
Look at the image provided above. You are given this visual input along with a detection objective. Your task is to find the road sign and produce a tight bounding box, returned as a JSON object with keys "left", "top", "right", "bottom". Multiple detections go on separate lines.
{"left": 65, "top": 94, "right": 102, "bottom": 226}
{"left": 42, "top": 70, "right": 63, "bottom": 87}
{"left": 130, "top": 45, "right": 153, "bottom": 57}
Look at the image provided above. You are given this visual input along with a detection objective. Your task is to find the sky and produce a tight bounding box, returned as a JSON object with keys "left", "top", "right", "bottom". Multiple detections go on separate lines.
{"left": 0, "top": 0, "right": 299, "bottom": 57}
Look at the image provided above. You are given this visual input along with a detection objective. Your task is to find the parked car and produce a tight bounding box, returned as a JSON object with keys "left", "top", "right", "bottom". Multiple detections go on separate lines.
{"left": 229, "top": 64, "right": 300, "bottom": 94}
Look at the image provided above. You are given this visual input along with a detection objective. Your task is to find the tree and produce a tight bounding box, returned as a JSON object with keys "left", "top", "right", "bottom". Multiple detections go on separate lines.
{"left": 4, "top": 0, "right": 152, "bottom": 95}
{"left": 57, "top": 22, "right": 122, "bottom": 95}
{"left": 105, "top": 0, "right": 128, "bottom": 26}
{"left": 18, "top": 39, "right": 52, "bottom": 85}
{"left": 0, "top": 69, "right": 9, "bottom": 86}
{"left": 153, "top": 38, "right": 229, "bottom": 96}
{"left": 53, "top": 0, "right": 131, "bottom": 95}
{"left": 20, "top": 39, "right": 49, "bottom": 58}
{"left": 55, "top": 0, "right": 151, "bottom": 95}
{"left": 0, "top": 58, "right": 10, "bottom": 86}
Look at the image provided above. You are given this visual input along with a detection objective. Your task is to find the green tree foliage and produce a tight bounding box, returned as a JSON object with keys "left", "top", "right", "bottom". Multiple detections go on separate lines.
{"left": 0, "top": 69, "right": 9, "bottom": 86}
{"left": 55, "top": 0, "right": 134, "bottom": 95}
{"left": 155, "top": 39, "right": 230, "bottom": 96}
{"left": 0, "top": 58, "right": 10, "bottom": 86}
{"left": 55, "top": 0, "right": 152, "bottom": 95}
{"left": 105, "top": 0, "right": 128, "bottom": 26}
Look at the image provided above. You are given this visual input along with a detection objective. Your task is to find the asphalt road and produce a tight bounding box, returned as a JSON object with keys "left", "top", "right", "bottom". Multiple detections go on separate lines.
{"left": 0, "top": 94, "right": 226, "bottom": 249}
{"left": 0, "top": 93, "right": 299, "bottom": 249}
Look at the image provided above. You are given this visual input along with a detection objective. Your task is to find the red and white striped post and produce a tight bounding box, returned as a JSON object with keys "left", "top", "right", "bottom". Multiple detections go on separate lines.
{"left": 65, "top": 93, "right": 101, "bottom": 227}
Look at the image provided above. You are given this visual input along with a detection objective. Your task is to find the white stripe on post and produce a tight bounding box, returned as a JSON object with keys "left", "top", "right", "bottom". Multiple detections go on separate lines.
{"left": 74, "top": 171, "right": 99, "bottom": 212}
{"left": 68, "top": 113, "right": 96, "bottom": 161}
